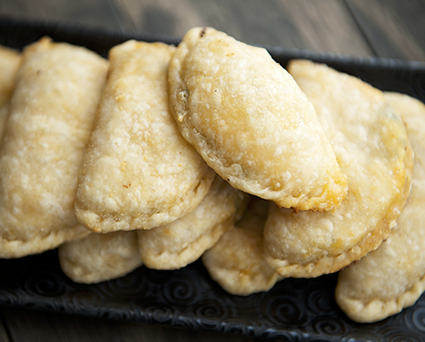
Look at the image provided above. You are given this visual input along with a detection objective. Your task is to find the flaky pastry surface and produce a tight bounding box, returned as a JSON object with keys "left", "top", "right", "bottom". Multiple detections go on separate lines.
{"left": 75, "top": 40, "right": 215, "bottom": 233}
{"left": 264, "top": 60, "right": 413, "bottom": 278}
{"left": 0, "top": 37, "right": 108, "bottom": 258}
{"left": 335, "top": 92, "right": 425, "bottom": 323}
{"left": 59, "top": 231, "right": 142, "bottom": 284}
{"left": 168, "top": 27, "right": 347, "bottom": 211}
{"left": 202, "top": 197, "right": 281, "bottom": 295}
{"left": 138, "top": 176, "right": 249, "bottom": 270}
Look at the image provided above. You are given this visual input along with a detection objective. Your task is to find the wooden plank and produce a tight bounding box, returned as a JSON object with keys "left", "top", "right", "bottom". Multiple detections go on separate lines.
{"left": 0, "top": 0, "right": 133, "bottom": 32}
{"left": 1, "top": 307, "right": 256, "bottom": 342}
{"left": 0, "top": 0, "right": 374, "bottom": 56}
{"left": 113, "top": 0, "right": 202, "bottom": 38}
{"left": 272, "top": 0, "right": 373, "bottom": 55}
{"left": 4, "top": 0, "right": 424, "bottom": 59}
{"left": 346, "top": 0, "right": 425, "bottom": 61}
{"left": 116, "top": 0, "right": 373, "bottom": 56}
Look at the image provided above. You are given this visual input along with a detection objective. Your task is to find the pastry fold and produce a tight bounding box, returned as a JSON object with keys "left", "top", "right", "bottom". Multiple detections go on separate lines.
{"left": 75, "top": 40, "right": 215, "bottom": 233}
{"left": 168, "top": 27, "right": 347, "bottom": 212}
{"left": 202, "top": 197, "right": 281, "bottom": 295}
{"left": 59, "top": 231, "right": 142, "bottom": 284}
{"left": 335, "top": 92, "right": 425, "bottom": 323}
{"left": 0, "top": 38, "right": 108, "bottom": 258}
{"left": 264, "top": 60, "right": 413, "bottom": 278}
{"left": 138, "top": 176, "right": 249, "bottom": 270}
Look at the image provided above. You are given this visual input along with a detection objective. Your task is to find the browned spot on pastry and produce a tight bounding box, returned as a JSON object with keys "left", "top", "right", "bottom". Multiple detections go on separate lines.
{"left": 199, "top": 27, "right": 207, "bottom": 38}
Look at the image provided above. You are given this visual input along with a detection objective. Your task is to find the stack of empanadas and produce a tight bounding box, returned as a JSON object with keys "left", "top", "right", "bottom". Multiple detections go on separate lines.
{"left": 0, "top": 26, "right": 423, "bottom": 325}
{"left": 264, "top": 60, "right": 413, "bottom": 278}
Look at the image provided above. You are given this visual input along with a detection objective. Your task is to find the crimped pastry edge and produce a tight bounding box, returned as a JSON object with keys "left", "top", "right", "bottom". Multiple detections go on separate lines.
{"left": 264, "top": 140, "right": 414, "bottom": 278}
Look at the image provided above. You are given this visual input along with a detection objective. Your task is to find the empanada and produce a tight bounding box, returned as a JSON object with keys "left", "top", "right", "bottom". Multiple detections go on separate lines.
{"left": 335, "top": 92, "right": 425, "bottom": 323}
{"left": 202, "top": 197, "right": 281, "bottom": 295}
{"left": 0, "top": 45, "right": 21, "bottom": 142}
{"left": 75, "top": 40, "right": 215, "bottom": 233}
{"left": 0, "top": 38, "right": 108, "bottom": 258}
{"left": 168, "top": 27, "right": 347, "bottom": 211}
{"left": 264, "top": 60, "right": 413, "bottom": 278}
{"left": 59, "top": 231, "right": 142, "bottom": 284}
{"left": 138, "top": 176, "right": 249, "bottom": 270}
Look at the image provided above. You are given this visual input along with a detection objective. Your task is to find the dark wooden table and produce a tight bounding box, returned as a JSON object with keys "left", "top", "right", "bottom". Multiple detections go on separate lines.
{"left": 0, "top": 1, "right": 424, "bottom": 341}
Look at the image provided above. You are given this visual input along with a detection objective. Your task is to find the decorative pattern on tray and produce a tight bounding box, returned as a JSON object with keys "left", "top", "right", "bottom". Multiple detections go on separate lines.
{"left": 1, "top": 250, "right": 425, "bottom": 341}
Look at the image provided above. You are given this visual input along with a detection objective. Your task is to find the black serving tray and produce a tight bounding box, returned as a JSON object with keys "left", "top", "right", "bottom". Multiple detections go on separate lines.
{"left": 1, "top": 17, "right": 425, "bottom": 342}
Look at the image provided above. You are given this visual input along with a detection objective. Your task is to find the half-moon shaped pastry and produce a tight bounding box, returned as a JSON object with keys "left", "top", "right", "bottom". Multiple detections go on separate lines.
{"left": 0, "top": 45, "right": 21, "bottom": 143}
{"left": 335, "top": 92, "right": 425, "bottom": 323}
{"left": 138, "top": 176, "right": 249, "bottom": 270}
{"left": 168, "top": 27, "right": 347, "bottom": 211}
{"left": 202, "top": 197, "right": 281, "bottom": 295}
{"left": 0, "top": 38, "right": 108, "bottom": 258}
{"left": 75, "top": 40, "right": 215, "bottom": 233}
{"left": 264, "top": 60, "right": 414, "bottom": 278}
{"left": 59, "top": 231, "right": 142, "bottom": 284}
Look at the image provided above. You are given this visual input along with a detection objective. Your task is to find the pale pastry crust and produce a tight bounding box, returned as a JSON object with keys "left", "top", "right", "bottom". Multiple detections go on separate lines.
{"left": 168, "top": 27, "right": 347, "bottom": 211}
{"left": 59, "top": 231, "right": 142, "bottom": 284}
{"left": 335, "top": 92, "right": 425, "bottom": 323}
{"left": 0, "top": 45, "right": 22, "bottom": 142}
{"left": 138, "top": 176, "right": 249, "bottom": 270}
{"left": 0, "top": 37, "right": 108, "bottom": 258}
{"left": 264, "top": 60, "right": 413, "bottom": 278}
{"left": 202, "top": 197, "right": 281, "bottom": 296}
{"left": 75, "top": 40, "right": 215, "bottom": 233}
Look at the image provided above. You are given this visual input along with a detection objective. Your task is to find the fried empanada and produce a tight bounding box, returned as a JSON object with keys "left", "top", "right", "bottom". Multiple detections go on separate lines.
{"left": 138, "top": 176, "right": 249, "bottom": 270}
{"left": 0, "top": 45, "right": 21, "bottom": 142}
{"left": 168, "top": 27, "right": 347, "bottom": 211}
{"left": 202, "top": 197, "right": 281, "bottom": 295}
{"left": 75, "top": 40, "right": 215, "bottom": 233}
{"left": 264, "top": 60, "right": 413, "bottom": 278}
{"left": 335, "top": 92, "right": 425, "bottom": 323}
{"left": 59, "top": 231, "right": 142, "bottom": 284}
{"left": 0, "top": 38, "right": 108, "bottom": 258}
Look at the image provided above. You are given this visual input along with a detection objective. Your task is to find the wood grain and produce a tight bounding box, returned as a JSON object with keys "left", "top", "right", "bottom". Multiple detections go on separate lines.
{"left": 0, "top": 0, "right": 133, "bottom": 32}
{"left": 117, "top": 0, "right": 373, "bottom": 55}
{"left": 0, "top": 0, "right": 373, "bottom": 56}
{"left": 346, "top": 0, "right": 425, "bottom": 61}
{"left": 1, "top": 0, "right": 424, "bottom": 60}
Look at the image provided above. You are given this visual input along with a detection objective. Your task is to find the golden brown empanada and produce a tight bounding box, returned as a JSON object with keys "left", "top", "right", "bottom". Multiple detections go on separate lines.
{"left": 138, "top": 176, "right": 249, "bottom": 270}
{"left": 59, "top": 231, "right": 142, "bottom": 284}
{"left": 0, "top": 45, "right": 21, "bottom": 142}
{"left": 335, "top": 92, "right": 425, "bottom": 323}
{"left": 264, "top": 60, "right": 413, "bottom": 278}
{"left": 0, "top": 38, "right": 108, "bottom": 258}
{"left": 75, "top": 40, "right": 215, "bottom": 233}
{"left": 168, "top": 27, "right": 347, "bottom": 212}
{"left": 202, "top": 197, "right": 281, "bottom": 295}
